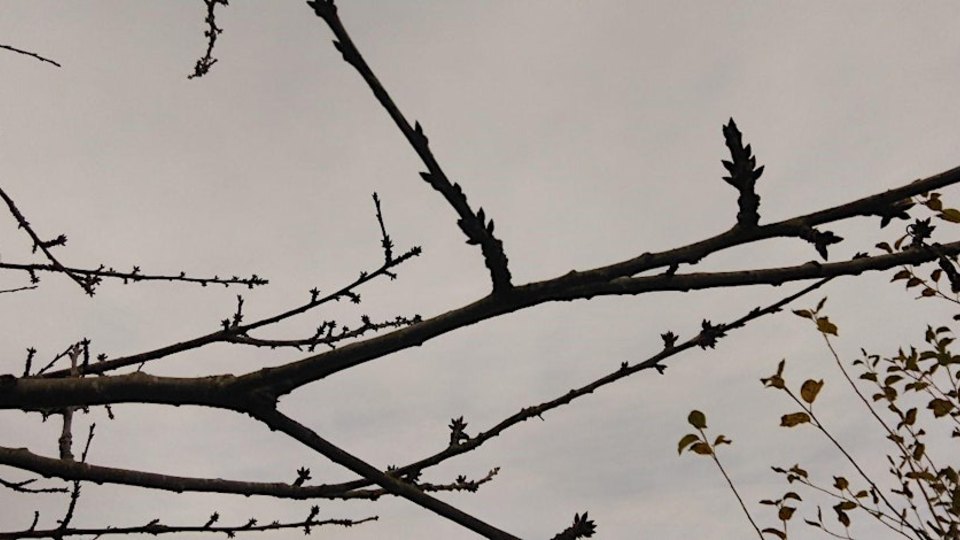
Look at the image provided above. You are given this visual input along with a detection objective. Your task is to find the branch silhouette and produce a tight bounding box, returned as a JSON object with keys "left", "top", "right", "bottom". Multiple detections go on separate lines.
{"left": 3, "top": 2, "right": 960, "bottom": 539}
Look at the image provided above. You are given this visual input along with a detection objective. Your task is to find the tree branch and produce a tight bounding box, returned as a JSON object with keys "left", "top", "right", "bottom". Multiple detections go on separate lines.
{"left": 248, "top": 406, "right": 522, "bottom": 540}
{"left": 306, "top": 0, "right": 512, "bottom": 293}
{"left": 0, "top": 43, "right": 61, "bottom": 67}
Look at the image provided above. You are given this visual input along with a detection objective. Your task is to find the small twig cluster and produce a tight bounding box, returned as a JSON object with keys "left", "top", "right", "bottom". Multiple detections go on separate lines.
{"left": 188, "top": 0, "right": 229, "bottom": 79}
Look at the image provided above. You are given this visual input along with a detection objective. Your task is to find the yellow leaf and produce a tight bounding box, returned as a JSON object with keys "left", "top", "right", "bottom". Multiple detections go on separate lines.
{"left": 816, "top": 317, "right": 838, "bottom": 336}
{"left": 690, "top": 442, "right": 712, "bottom": 455}
{"left": 800, "top": 379, "right": 824, "bottom": 404}
{"left": 780, "top": 412, "right": 811, "bottom": 427}
{"left": 677, "top": 433, "right": 700, "bottom": 455}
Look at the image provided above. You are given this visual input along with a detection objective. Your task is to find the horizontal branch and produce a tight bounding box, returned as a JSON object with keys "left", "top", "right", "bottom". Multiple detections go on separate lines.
{"left": 0, "top": 445, "right": 494, "bottom": 501}
{"left": 0, "top": 515, "right": 376, "bottom": 539}
{"left": 0, "top": 260, "right": 266, "bottom": 291}
{"left": 561, "top": 163, "right": 960, "bottom": 287}
{"left": 244, "top": 238, "right": 960, "bottom": 398}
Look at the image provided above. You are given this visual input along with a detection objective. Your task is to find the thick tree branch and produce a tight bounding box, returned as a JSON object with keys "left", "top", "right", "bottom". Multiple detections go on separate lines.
{"left": 244, "top": 237, "right": 960, "bottom": 399}
{"left": 3, "top": 240, "right": 957, "bottom": 416}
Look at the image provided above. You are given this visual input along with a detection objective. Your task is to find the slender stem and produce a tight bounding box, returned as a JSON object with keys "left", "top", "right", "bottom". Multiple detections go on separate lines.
{"left": 699, "top": 428, "right": 763, "bottom": 539}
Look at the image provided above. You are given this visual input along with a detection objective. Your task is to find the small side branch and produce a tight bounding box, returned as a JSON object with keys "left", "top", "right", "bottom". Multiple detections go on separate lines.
{"left": 0, "top": 186, "right": 94, "bottom": 295}
{"left": 188, "top": 0, "right": 228, "bottom": 79}
{"left": 0, "top": 44, "right": 61, "bottom": 68}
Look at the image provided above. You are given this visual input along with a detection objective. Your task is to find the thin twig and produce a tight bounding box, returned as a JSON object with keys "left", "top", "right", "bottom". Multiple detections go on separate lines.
{"left": 0, "top": 43, "right": 61, "bottom": 67}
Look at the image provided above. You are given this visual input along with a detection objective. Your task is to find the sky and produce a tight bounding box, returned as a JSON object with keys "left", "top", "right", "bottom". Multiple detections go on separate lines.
{"left": 1, "top": 2, "right": 960, "bottom": 539}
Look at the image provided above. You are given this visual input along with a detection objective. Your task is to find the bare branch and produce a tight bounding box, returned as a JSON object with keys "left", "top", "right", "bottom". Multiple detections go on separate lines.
{"left": 0, "top": 444, "right": 495, "bottom": 501}
{"left": 188, "top": 0, "right": 228, "bottom": 79}
{"left": 248, "top": 406, "right": 522, "bottom": 540}
{"left": 0, "top": 43, "right": 61, "bottom": 67}
{"left": 0, "top": 186, "right": 95, "bottom": 295}
{"left": 40, "top": 244, "right": 418, "bottom": 378}
{"left": 307, "top": 0, "right": 512, "bottom": 293}
{"left": 0, "top": 514, "right": 377, "bottom": 539}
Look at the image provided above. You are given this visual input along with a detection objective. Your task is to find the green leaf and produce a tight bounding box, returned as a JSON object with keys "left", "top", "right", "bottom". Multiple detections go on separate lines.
{"left": 780, "top": 412, "right": 811, "bottom": 427}
{"left": 800, "top": 379, "right": 824, "bottom": 404}
{"left": 816, "top": 317, "right": 838, "bottom": 336}
{"left": 687, "top": 410, "right": 707, "bottom": 429}
{"left": 677, "top": 433, "right": 700, "bottom": 455}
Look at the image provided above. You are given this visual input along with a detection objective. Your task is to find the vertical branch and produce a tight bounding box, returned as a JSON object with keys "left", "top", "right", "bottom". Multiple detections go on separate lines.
{"left": 188, "top": 0, "right": 229, "bottom": 79}
{"left": 57, "top": 345, "right": 82, "bottom": 462}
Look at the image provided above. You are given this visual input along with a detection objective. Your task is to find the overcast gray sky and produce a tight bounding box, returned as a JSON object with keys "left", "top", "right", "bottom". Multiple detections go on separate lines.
{"left": 2, "top": 2, "right": 960, "bottom": 539}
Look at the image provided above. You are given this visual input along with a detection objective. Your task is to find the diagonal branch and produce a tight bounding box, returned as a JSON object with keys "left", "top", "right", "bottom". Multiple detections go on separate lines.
{"left": 0, "top": 43, "right": 61, "bottom": 67}
{"left": 317, "top": 278, "right": 834, "bottom": 492}
{"left": 247, "top": 406, "right": 522, "bottom": 540}
{"left": 5, "top": 241, "right": 959, "bottom": 413}
{"left": 0, "top": 186, "right": 94, "bottom": 295}
{"left": 41, "top": 245, "right": 418, "bottom": 378}
{"left": 306, "top": 0, "right": 512, "bottom": 293}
